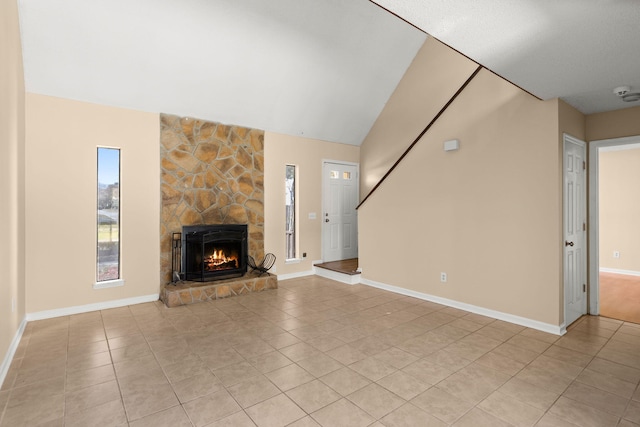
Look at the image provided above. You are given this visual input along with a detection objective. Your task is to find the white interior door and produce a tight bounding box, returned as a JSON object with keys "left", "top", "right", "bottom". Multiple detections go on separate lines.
{"left": 564, "top": 134, "right": 587, "bottom": 327}
{"left": 323, "top": 162, "right": 358, "bottom": 262}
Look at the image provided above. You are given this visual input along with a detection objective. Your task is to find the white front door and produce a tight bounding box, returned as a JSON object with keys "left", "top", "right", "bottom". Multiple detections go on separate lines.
{"left": 322, "top": 162, "right": 358, "bottom": 262}
{"left": 564, "top": 134, "right": 587, "bottom": 327}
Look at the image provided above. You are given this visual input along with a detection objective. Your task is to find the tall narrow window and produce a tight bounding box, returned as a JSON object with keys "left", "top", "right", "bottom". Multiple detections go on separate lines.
{"left": 285, "top": 165, "right": 297, "bottom": 260}
{"left": 97, "top": 147, "right": 120, "bottom": 283}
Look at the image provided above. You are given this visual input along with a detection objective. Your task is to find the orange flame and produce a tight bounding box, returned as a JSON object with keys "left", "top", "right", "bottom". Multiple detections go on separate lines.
{"left": 205, "top": 248, "right": 238, "bottom": 271}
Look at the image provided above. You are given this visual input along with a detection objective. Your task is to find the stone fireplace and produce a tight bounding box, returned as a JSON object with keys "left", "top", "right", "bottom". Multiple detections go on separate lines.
{"left": 159, "top": 114, "right": 276, "bottom": 306}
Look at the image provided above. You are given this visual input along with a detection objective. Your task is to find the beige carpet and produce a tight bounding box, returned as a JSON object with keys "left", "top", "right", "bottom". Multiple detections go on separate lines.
{"left": 599, "top": 272, "right": 640, "bottom": 324}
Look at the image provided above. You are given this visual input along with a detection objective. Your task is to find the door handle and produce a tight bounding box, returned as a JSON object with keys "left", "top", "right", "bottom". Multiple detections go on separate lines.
{"left": 565, "top": 241, "right": 574, "bottom": 247}
{"left": 325, "top": 219, "right": 330, "bottom": 223}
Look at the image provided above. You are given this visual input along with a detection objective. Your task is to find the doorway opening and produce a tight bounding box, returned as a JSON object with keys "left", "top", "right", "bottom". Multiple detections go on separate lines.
{"left": 589, "top": 136, "right": 640, "bottom": 323}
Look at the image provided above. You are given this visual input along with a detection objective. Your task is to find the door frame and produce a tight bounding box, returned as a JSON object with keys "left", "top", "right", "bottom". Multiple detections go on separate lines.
{"left": 321, "top": 159, "right": 360, "bottom": 263}
{"left": 588, "top": 135, "right": 640, "bottom": 316}
{"left": 563, "top": 134, "right": 588, "bottom": 328}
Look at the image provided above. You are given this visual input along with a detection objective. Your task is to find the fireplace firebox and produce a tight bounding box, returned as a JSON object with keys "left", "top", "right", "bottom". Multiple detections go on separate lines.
{"left": 182, "top": 224, "right": 247, "bottom": 282}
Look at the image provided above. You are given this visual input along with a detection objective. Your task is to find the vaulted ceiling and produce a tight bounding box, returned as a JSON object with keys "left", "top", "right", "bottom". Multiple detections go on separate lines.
{"left": 372, "top": 0, "right": 640, "bottom": 116}
{"left": 18, "top": 0, "right": 640, "bottom": 145}
{"left": 18, "top": 0, "right": 425, "bottom": 145}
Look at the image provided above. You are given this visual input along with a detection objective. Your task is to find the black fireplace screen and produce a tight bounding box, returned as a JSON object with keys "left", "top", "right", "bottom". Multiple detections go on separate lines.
{"left": 181, "top": 224, "right": 247, "bottom": 282}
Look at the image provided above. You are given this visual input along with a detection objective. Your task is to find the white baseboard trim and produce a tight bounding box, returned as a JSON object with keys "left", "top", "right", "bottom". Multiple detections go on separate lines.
{"left": 599, "top": 267, "right": 640, "bottom": 277}
{"left": 26, "top": 294, "right": 159, "bottom": 321}
{"left": 360, "top": 278, "right": 564, "bottom": 336}
{"left": 314, "top": 266, "right": 361, "bottom": 285}
{"left": 276, "top": 270, "right": 315, "bottom": 281}
{"left": 0, "top": 316, "right": 27, "bottom": 389}
{"left": 559, "top": 323, "right": 567, "bottom": 335}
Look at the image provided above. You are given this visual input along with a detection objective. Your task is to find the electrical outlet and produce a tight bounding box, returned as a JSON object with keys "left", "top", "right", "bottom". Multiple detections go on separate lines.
{"left": 613, "top": 251, "right": 620, "bottom": 259}
{"left": 11, "top": 297, "right": 16, "bottom": 313}
{"left": 440, "top": 272, "right": 447, "bottom": 283}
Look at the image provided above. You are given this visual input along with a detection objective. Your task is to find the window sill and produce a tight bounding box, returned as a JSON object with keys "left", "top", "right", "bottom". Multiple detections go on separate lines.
{"left": 93, "top": 279, "right": 125, "bottom": 289}
{"left": 285, "top": 259, "right": 301, "bottom": 264}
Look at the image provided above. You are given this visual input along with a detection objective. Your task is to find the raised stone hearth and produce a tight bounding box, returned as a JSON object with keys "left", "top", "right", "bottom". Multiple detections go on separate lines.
{"left": 160, "top": 272, "right": 277, "bottom": 308}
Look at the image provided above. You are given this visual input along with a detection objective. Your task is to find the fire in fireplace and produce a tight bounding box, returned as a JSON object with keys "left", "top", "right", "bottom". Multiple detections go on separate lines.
{"left": 205, "top": 248, "right": 238, "bottom": 271}
{"left": 182, "top": 224, "right": 247, "bottom": 281}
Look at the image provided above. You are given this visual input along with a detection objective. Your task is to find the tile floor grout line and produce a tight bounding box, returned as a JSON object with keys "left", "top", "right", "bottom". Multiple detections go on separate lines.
{"left": 5, "top": 279, "right": 640, "bottom": 427}
{"left": 542, "top": 315, "right": 629, "bottom": 426}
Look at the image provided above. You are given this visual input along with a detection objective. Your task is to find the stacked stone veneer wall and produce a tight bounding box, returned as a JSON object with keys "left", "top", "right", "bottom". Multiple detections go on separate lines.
{"left": 160, "top": 114, "right": 265, "bottom": 285}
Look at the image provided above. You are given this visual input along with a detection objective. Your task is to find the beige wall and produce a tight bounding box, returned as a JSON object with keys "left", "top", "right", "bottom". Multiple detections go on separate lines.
{"left": 25, "top": 94, "right": 160, "bottom": 313}
{"left": 559, "top": 100, "right": 586, "bottom": 141}
{"left": 586, "top": 106, "right": 640, "bottom": 142}
{"left": 599, "top": 147, "right": 640, "bottom": 272}
{"left": 359, "top": 68, "right": 563, "bottom": 325}
{"left": 359, "top": 37, "right": 478, "bottom": 199}
{"left": 264, "top": 132, "right": 359, "bottom": 276}
{"left": 1, "top": 0, "right": 26, "bottom": 376}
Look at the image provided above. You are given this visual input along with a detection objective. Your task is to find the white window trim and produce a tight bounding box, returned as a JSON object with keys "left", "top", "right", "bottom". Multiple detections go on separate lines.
{"left": 96, "top": 146, "right": 122, "bottom": 286}
{"left": 93, "top": 279, "right": 125, "bottom": 289}
{"left": 285, "top": 164, "right": 298, "bottom": 261}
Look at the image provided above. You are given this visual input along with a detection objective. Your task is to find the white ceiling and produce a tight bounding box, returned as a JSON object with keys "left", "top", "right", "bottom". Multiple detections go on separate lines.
{"left": 371, "top": 0, "right": 640, "bottom": 115}
{"left": 18, "top": 0, "right": 640, "bottom": 146}
{"left": 18, "top": 0, "right": 425, "bottom": 145}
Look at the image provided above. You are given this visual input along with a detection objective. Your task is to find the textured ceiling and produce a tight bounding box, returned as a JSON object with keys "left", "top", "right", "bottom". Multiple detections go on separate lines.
{"left": 371, "top": 0, "right": 640, "bottom": 114}
{"left": 18, "top": 0, "right": 425, "bottom": 145}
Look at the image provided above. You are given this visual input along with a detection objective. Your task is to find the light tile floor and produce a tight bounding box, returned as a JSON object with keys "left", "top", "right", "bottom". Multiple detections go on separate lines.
{"left": 1, "top": 275, "right": 640, "bottom": 426}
